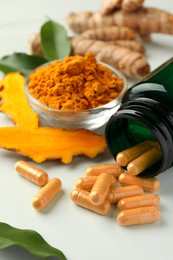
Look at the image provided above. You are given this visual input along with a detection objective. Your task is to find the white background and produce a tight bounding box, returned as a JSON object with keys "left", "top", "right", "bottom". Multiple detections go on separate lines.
{"left": 0, "top": 1, "right": 173, "bottom": 260}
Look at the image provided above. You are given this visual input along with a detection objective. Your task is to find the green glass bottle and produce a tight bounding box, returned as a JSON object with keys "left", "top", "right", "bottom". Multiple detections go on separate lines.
{"left": 105, "top": 57, "right": 173, "bottom": 177}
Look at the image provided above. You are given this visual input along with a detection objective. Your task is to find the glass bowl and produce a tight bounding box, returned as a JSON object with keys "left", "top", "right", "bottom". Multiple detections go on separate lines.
{"left": 24, "top": 61, "right": 128, "bottom": 130}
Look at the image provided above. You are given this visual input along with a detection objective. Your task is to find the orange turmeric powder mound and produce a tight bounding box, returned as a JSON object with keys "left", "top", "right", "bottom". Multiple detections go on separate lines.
{"left": 28, "top": 52, "right": 124, "bottom": 111}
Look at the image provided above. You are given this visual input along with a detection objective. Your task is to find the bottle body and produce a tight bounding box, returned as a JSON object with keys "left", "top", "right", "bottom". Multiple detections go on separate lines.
{"left": 105, "top": 57, "right": 173, "bottom": 177}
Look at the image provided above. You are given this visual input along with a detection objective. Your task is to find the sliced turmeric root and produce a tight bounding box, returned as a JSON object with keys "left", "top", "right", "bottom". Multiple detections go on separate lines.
{"left": 0, "top": 72, "right": 39, "bottom": 129}
{"left": 0, "top": 126, "right": 106, "bottom": 163}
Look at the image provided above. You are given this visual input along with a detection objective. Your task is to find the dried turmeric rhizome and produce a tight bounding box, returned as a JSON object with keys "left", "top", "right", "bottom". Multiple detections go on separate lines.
{"left": 0, "top": 72, "right": 106, "bottom": 163}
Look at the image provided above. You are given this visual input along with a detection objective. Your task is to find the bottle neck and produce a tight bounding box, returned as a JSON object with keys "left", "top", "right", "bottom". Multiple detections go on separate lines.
{"left": 105, "top": 97, "right": 173, "bottom": 177}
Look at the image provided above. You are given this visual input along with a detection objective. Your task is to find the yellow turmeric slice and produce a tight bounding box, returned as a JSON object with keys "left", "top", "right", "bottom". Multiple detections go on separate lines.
{"left": 0, "top": 73, "right": 39, "bottom": 129}
{"left": 0, "top": 126, "right": 106, "bottom": 163}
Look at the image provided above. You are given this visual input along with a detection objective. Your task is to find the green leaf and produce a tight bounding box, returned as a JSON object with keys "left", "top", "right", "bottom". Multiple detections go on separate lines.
{"left": 0, "top": 222, "right": 66, "bottom": 259}
{"left": 0, "top": 53, "right": 48, "bottom": 77}
{"left": 40, "top": 20, "right": 71, "bottom": 60}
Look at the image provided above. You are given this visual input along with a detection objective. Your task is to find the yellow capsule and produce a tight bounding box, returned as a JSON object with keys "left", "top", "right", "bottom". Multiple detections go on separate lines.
{"left": 117, "top": 206, "right": 160, "bottom": 226}
{"left": 85, "top": 163, "right": 123, "bottom": 178}
{"left": 117, "top": 194, "right": 160, "bottom": 210}
{"left": 89, "top": 173, "right": 114, "bottom": 205}
{"left": 108, "top": 185, "right": 144, "bottom": 203}
{"left": 147, "top": 140, "right": 161, "bottom": 149}
{"left": 118, "top": 172, "right": 160, "bottom": 192}
{"left": 70, "top": 188, "right": 111, "bottom": 215}
{"left": 127, "top": 147, "right": 162, "bottom": 175}
{"left": 76, "top": 175, "right": 116, "bottom": 192}
{"left": 32, "top": 178, "right": 62, "bottom": 210}
{"left": 116, "top": 141, "right": 153, "bottom": 166}
{"left": 15, "top": 160, "right": 48, "bottom": 186}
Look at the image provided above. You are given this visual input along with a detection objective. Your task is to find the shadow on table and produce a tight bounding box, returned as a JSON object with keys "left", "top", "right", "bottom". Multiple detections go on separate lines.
{"left": 0, "top": 245, "right": 61, "bottom": 260}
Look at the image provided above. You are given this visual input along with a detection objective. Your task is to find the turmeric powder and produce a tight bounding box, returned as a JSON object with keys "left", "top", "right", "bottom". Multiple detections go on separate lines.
{"left": 71, "top": 36, "right": 149, "bottom": 78}
{"left": 28, "top": 52, "right": 124, "bottom": 111}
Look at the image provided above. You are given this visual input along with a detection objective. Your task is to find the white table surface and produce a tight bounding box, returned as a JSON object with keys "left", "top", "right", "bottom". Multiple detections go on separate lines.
{"left": 0, "top": 1, "right": 173, "bottom": 260}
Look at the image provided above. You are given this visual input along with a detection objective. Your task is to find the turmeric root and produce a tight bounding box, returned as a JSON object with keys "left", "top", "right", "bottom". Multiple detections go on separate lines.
{"left": 106, "top": 40, "right": 145, "bottom": 53}
{"left": 0, "top": 73, "right": 39, "bottom": 130}
{"left": 100, "top": 0, "right": 122, "bottom": 15}
{"left": 81, "top": 26, "right": 137, "bottom": 41}
{"left": 28, "top": 32, "right": 43, "bottom": 56}
{"left": 121, "top": 0, "right": 144, "bottom": 12}
{"left": 0, "top": 126, "right": 106, "bottom": 163}
{"left": 28, "top": 26, "right": 139, "bottom": 56}
{"left": 67, "top": 8, "right": 173, "bottom": 36}
{"left": 80, "top": 26, "right": 145, "bottom": 53}
{"left": 100, "top": 0, "right": 144, "bottom": 14}
{"left": 28, "top": 33, "right": 43, "bottom": 57}
{"left": 71, "top": 36, "right": 149, "bottom": 78}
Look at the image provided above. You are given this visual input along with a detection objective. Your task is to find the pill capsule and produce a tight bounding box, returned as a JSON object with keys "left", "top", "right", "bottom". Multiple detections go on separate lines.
{"left": 15, "top": 160, "right": 48, "bottom": 186}
{"left": 118, "top": 172, "right": 160, "bottom": 192}
{"left": 85, "top": 163, "right": 123, "bottom": 178}
{"left": 116, "top": 141, "right": 153, "bottom": 166}
{"left": 147, "top": 140, "right": 161, "bottom": 149}
{"left": 127, "top": 147, "right": 162, "bottom": 176}
{"left": 117, "top": 206, "right": 160, "bottom": 226}
{"left": 108, "top": 185, "right": 144, "bottom": 203}
{"left": 70, "top": 188, "right": 111, "bottom": 215}
{"left": 32, "top": 178, "right": 62, "bottom": 210}
{"left": 117, "top": 194, "right": 160, "bottom": 210}
{"left": 76, "top": 175, "right": 116, "bottom": 192}
{"left": 89, "top": 173, "right": 114, "bottom": 205}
